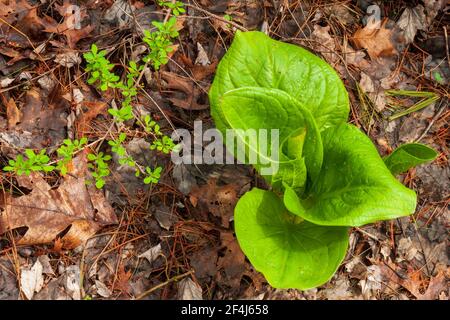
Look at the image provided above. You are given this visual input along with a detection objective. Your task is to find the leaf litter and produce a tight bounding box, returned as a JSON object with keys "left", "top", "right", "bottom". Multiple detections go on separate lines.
{"left": 0, "top": 152, "right": 118, "bottom": 249}
{"left": 0, "top": 0, "right": 448, "bottom": 300}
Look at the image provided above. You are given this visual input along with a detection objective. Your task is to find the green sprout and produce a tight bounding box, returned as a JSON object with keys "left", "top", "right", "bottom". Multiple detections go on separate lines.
{"left": 143, "top": 166, "right": 162, "bottom": 184}
{"left": 3, "top": 149, "right": 54, "bottom": 175}
{"left": 56, "top": 138, "right": 88, "bottom": 175}
{"left": 142, "top": 115, "right": 175, "bottom": 154}
{"left": 142, "top": 17, "right": 179, "bottom": 70}
{"left": 150, "top": 135, "right": 176, "bottom": 154}
{"left": 110, "top": 61, "right": 142, "bottom": 122}
{"left": 142, "top": 114, "right": 160, "bottom": 134}
{"left": 108, "top": 133, "right": 135, "bottom": 166}
{"left": 158, "top": 0, "right": 185, "bottom": 16}
{"left": 83, "top": 44, "right": 120, "bottom": 91}
{"left": 87, "top": 152, "right": 111, "bottom": 189}
{"left": 108, "top": 104, "right": 134, "bottom": 122}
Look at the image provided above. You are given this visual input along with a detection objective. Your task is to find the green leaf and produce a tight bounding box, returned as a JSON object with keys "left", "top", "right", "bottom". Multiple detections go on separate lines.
{"left": 143, "top": 176, "right": 152, "bottom": 184}
{"left": 95, "top": 179, "right": 105, "bottom": 189}
{"left": 235, "top": 188, "right": 348, "bottom": 289}
{"left": 287, "top": 123, "right": 417, "bottom": 227}
{"left": 80, "top": 137, "right": 88, "bottom": 145}
{"left": 119, "top": 133, "right": 127, "bottom": 142}
{"left": 219, "top": 87, "right": 323, "bottom": 190}
{"left": 383, "top": 143, "right": 438, "bottom": 176}
{"left": 25, "top": 149, "right": 36, "bottom": 159}
{"left": 83, "top": 52, "right": 94, "bottom": 61}
{"left": 91, "top": 44, "right": 98, "bottom": 55}
{"left": 209, "top": 31, "right": 349, "bottom": 132}
{"left": 43, "top": 165, "right": 55, "bottom": 172}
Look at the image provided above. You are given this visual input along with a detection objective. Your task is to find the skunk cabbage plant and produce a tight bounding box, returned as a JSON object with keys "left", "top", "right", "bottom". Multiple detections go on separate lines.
{"left": 209, "top": 31, "right": 438, "bottom": 289}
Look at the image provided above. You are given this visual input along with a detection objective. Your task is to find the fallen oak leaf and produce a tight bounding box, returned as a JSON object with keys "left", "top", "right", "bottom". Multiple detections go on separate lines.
{"left": 176, "top": 53, "right": 217, "bottom": 81}
{"left": 0, "top": 46, "right": 30, "bottom": 65}
{"left": 311, "top": 25, "right": 339, "bottom": 66}
{"left": 77, "top": 100, "right": 108, "bottom": 136}
{"left": 191, "top": 62, "right": 217, "bottom": 82}
{"left": 401, "top": 269, "right": 448, "bottom": 300}
{"left": 44, "top": 24, "right": 95, "bottom": 49}
{"left": 42, "top": 0, "right": 94, "bottom": 49}
{"left": 160, "top": 71, "right": 209, "bottom": 110}
{"left": 0, "top": 152, "right": 118, "bottom": 249}
{"left": 6, "top": 97, "right": 22, "bottom": 129}
{"left": 0, "top": 93, "right": 22, "bottom": 129}
{"left": 54, "top": 51, "right": 82, "bottom": 67}
{"left": 177, "top": 278, "right": 203, "bottom": 300}
{"left": 20, "top": 259, "right": 44, "bottom": 300}
{"left": 352, "top": 18, "right": 398, "bottom": 60}
{"left": 8, "top": 87, "right": 68, "bottom": 149}
{"left": 115, "top": 264, "right": 132, "bottom": 295}
{"left": 0, "top": 0, "right": 32, "bottom": 19}
{"left": 376, "top": 261, "right": 448, "bottom": 300}
{"left": 216, "top": 232, "right": 247, "bottom": 292}
{"left": 396, "top": 5, "right": 427, "bottom": 45}
{"left": 189, "top": 178, "right": 239, "bottom": 228}
{"left": 1, "top": 6, "right": 52, "bottom": 48}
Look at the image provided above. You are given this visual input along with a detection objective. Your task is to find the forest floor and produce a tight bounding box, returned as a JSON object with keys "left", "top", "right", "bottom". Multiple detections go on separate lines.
{"left": 0, "top": 0, "right": 448, "bottom": 300}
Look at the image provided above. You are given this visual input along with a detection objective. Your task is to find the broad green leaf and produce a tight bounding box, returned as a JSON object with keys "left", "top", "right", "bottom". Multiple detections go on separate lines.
{"left": 234, "top": 188, "right": 348, "bottom": 289}
{"left": 383, "top": 143, "right": 438, "bottom": 176}
{"left": 285, "top": 123, "right": 417, "bottom": 226}
{"left": 219, "top": 87, "right": 323, "bottom": 190}
{"left": 209, "top": 31, "right": 349, "bottom": 132}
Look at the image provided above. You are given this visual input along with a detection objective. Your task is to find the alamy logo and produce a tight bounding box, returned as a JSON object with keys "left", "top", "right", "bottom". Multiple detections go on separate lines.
{"left": 170, "top": 121, "right": 280, "bottom": 175}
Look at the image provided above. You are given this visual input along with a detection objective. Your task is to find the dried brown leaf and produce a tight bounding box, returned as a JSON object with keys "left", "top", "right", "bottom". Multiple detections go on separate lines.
{"left": 401, "top": 269, "right": 448, "bottom": 300}
{"left": 189, "top": 178, "right": 238, "bottom": 228}
{"left": 8, "top": 88, "right": 68, "bottom": 148}
{"left": 377, "top": 261, "right": 448, "bottom": 300}
{"left": 44, "top": 24, "right": 95, "bottom": 49}
{"left": 42, "top": 0, "right": 94, "bottom": 48}
{"left": 77, "top": 100, "right": 108, "bottom": 136}
{"left": 311, "top": 25, "right": 339, "bottom": 65}
{"left": 0, "top": 153, "right": 118, "bottom": 249}
{"left": 216, "top": 232, "right": 246, "bottom": 289}
{"left": 352, "top": 19, "right": 397, "bottom": 60}
{"left": 0, "top": 95, "right": 22, "bottom": 129}
{"left": 160, "top": 71, "right": 209, "bottom": 110}
{"left": 397, "top": 5, "right": 427, "bottom": 44}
